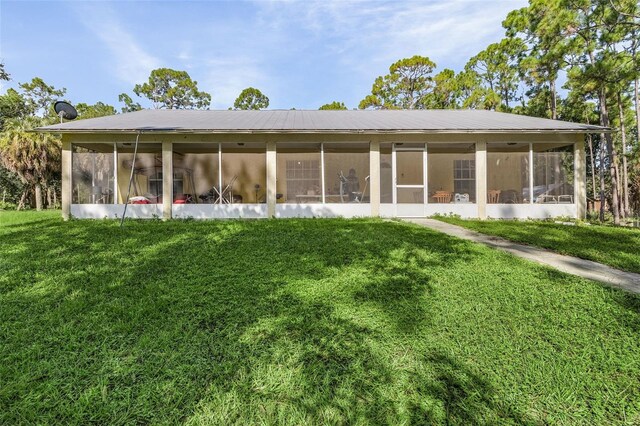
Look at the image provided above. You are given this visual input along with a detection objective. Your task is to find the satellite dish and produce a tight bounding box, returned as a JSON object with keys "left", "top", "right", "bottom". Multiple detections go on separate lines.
{"left": 54, "top": 101, "right": 78, "bottom": 123}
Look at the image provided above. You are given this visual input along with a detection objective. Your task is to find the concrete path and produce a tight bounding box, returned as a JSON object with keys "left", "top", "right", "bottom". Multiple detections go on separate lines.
{"left": 405, "top": 218, "right": 640, "bottom": 295}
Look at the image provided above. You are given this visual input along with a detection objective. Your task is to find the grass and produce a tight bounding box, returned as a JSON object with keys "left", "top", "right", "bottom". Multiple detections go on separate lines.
{"left": 436, "top": 216, "right": 640, "bottom": 274}
{"left": 1, "top": 211, "right": 640, "bottom": 425}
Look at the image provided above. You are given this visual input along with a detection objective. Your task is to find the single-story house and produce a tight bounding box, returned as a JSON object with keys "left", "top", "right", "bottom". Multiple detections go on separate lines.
{"left": 39, "top": 109, "right": 604, "bottom": 220}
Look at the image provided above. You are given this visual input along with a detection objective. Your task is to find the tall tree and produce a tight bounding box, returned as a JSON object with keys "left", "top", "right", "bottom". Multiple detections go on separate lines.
{"left": 421, "top": 69, "right": 460, "bottom": 109}
{"left": 233, "top": 87, "right": 269, "bottom": 110}
{"left": 359, "top": 55, "right": 437, "bottom": 109}
{"left": 563, "top": 0, "right": 638, "bottom": 224}
{"left": 456, "top": 70, "right": 501, "bottom": 110}
{"left": 319, "top": 101, "right": 348, "bottom": 110}
{"left": 465, "top": 38, "right": 527, "bottom": 111}
{"left": 132, "top": 68, "right": 211, "bottom": 109}
{"left": 19, "top": 77, "right": 66, "bottom": 117}
{"left": 0, "top": 117, "right": 61, "bottom": 210}
{"left": 504, "top": 0, "right": 573, "bottom": 119}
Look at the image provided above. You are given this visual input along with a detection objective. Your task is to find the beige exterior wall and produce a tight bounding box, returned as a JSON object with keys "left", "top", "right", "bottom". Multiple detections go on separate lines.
{"left": 220, "top": 151, "right": 267, "bottom": 203}
{"left": 487, "top": 153, "right": 528, "bottom": 193}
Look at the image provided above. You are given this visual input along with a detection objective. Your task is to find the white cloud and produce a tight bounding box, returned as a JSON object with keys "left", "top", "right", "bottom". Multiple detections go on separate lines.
{"left": 73, "top": 3, "right": 161, "bottom": 86}
{"left": 254, "top": 0, "right": 526, "bottom": 72}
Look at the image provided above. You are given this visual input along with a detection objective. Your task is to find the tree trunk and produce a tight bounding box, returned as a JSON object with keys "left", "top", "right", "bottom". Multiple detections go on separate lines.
{"left": 600, "top": 89, "right": 620, "bottom": 225}
{"left": 53, "top": 189, "right": 58, "bottom": 207}
{"left": 615, "top": 161, "right": 623, "bottom": 218}
{"left": 550, "top": 79, "right": 557, "bottom": 120}
{"left": 618, "top": 93, "right": 630, "bottom": 218}
{"left": 599, "top": 135, "right": 606, "bottom": 222}
{"left": 17, "top": 190, "right": 27, "bottom": 211}
{"left": 46, "top": 186, "right": 53, "bottom": 209}
{"left": 636, "top": 78, "right": 640, "bottom": 147}
{"left": 34, "top": 183, "right": 42, "bottom": 211}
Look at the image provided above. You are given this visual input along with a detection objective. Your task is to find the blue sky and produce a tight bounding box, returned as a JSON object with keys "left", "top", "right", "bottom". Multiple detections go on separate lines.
{"left": 0, "top": 0, "right": 526, "bottom": 110}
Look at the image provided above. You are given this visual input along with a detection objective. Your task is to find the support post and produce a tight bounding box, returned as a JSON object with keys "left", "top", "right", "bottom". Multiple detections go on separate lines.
{"left": 529, "top": 142, "right": 534, "bottom": 205}
{"left": 575, "top": 134, "right": 587, "bottom": 219}
{"left": 369, "top": 139, "right": 380, "bottom": 216}
{"left": 476, "top": 140, "right": 487, "bottom": 219}
{"left": 113, "top": 143, "right": 118, "bottom": 204}
{"left": 162, "top": 141, "right": 172, "bottom": 220}
{"left": 61, "top": 138, "right": 72, "bottom": 220}
{"left": 266, "top": 141, "right": 276, "bottom": 218}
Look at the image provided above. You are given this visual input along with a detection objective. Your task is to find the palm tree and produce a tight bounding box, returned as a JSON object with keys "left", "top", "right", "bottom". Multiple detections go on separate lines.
{"left": 0, "top": 117, "right": 61, "bottom": 210}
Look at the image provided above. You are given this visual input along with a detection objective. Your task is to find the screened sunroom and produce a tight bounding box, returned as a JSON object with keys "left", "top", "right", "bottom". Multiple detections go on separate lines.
{"left": 40, "top": 109, "right": 603, "bottom": 220}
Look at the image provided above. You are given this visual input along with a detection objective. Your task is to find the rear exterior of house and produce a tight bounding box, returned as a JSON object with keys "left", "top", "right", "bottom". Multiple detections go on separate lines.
{"left": 39, "top": 109, "right": 603, "bottom": 220}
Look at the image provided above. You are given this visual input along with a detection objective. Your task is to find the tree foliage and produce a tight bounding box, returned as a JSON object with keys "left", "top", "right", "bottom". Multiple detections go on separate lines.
{"left": 76, "top": 102, "right": 117, "bottom": 120}
{"left": 359, "top": 55, "right": 437, "bottom": 109}
{"left": 0, "top": 62, "right": 9, "bottom": 82}
{"left": 319, "top": 101, "right": 348, "bottom": 110}
{"left": 233, "top": 87, "right": 269, "bottom": 110}
{"left": 132, "top": 68, "right": 211, "bottom": 110}
{"left": 19, "top": 77, "right": 66, "bottom": 117}
{"left": 118, "top": 93, "right": 142, "bottom": 113}
{"left": 0, "top": 89, "right": 30, "bottom": 129}
{"left": 0, "top": 117, "right": 61, "bottom": 210}
{"left": 464, "top": 38, "right": 527, "bottom": 110}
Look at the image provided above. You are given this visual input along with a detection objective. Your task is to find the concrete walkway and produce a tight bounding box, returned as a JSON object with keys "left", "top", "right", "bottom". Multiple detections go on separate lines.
{"left": 405, "top": 218, "right": 640, "bottom": 295}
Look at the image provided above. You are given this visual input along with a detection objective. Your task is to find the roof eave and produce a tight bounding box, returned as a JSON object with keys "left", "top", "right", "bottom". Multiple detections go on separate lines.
{"left": 35, "top": 128, "right": 610, "bottom": 134}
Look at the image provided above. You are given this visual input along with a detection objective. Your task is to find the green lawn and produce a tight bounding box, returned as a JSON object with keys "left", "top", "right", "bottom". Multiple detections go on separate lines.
{"left": 1, "top": 211, "right": 639, "bottom": 425}
{"left": 436, "top": 216, "right": 640, "bottom": 274}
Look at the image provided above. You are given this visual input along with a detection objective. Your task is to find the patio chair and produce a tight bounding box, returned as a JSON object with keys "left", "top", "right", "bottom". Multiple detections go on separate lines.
{"left": 487, "top": 190, "right": 501, "bottom": 203}
{"left": 432, "top": 191, "right": 452, "bottom": 203}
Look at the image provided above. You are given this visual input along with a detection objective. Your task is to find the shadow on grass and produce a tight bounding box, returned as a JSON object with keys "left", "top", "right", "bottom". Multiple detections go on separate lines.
{"left": 1, "top": 218, "right": 534, "bottom": 424}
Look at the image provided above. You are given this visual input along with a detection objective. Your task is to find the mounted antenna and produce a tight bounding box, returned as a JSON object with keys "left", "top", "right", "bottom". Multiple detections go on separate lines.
{"left": 54, "top": 101, "right": 78, "bottom": 124}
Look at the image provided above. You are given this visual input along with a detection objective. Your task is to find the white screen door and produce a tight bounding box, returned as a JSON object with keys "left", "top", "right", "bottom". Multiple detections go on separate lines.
{"left": 393, "top": 144, "right": 427, "bottom": 217}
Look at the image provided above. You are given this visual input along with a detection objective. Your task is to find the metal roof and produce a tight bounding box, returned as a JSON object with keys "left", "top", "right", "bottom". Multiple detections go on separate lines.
{"left": 37, "top": 109, "right": 606, "bottom": 134}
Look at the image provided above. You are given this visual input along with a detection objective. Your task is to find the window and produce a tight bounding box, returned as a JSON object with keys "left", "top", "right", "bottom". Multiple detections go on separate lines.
{"left": 453, "top": 159, "right": 475, "bottom": 198}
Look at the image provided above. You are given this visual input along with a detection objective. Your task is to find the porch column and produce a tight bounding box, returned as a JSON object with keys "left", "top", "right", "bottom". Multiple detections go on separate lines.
{"left": 369, "top": 138, "right": 380, "bottom": 217}
{"left": 574, "top": 134, "right": 587, "bottom": 219}
{"left": 476, "top": 140, "right": 487, "bottom": 219}
{"left": 113, "top": 143, "right": 118, "bottom": 204}
{"left": 162, "top": 141, "right": 172, "bottom": 220}
{"left": 266, "top": 141, "right": 276, "bottom": 218}
{"left": 61, "top": 137, "right": 72, "bottom": 221}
